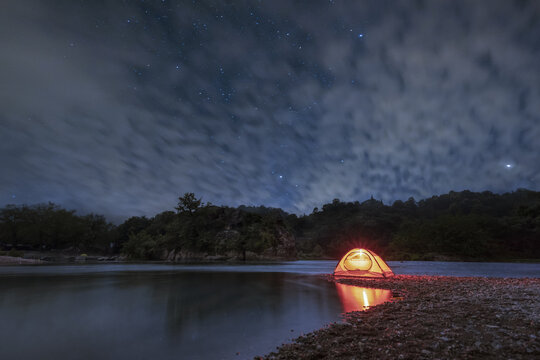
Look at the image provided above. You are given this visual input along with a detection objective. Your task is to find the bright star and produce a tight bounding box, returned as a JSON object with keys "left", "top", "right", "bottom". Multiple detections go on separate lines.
{"left": 358, "top": 33, "right": 364, "bottom": 38}
{"left": 279, "top": 175, "right": 283, "bottom": 179}
{"left": 505, "top": 164, "right": 513, "bottom": 168}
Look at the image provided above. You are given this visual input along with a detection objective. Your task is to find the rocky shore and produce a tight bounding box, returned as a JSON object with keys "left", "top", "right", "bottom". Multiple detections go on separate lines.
{"left": 258, "top": 275, "right": 540, "bottom": 359}
{"left": 0, "top": 255, "right": 43, "bottom": 265}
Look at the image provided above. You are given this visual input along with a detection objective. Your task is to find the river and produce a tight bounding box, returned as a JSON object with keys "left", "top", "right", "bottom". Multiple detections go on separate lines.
{"left": 0, "top": 261, "right": 538, "bottom": 360}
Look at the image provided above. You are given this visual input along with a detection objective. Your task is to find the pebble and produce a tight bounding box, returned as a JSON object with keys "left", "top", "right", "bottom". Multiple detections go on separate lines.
{"left": 259, "top": 275, "right": 540, "bottom": 360}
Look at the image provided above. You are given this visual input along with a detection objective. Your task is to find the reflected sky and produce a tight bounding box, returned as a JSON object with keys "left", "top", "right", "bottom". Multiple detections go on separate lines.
{"left": 0, "top": 271, "right": 358, "bottom": 360}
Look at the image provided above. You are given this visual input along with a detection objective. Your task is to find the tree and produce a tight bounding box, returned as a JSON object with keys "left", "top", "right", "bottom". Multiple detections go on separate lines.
{"left": 175, "top": 193, "right": 202, "bottom": 214}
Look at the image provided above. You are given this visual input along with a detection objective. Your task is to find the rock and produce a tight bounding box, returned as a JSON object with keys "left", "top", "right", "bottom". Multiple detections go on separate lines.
{"left": 0, "top": 256, "right": 42, "bottom": 264}
{"left": 275, "top": 226, "right": 296, "bottom": 259}
{"left": 256, "top": 275, "right": 540, "bottom": 360}
{"left": 166, "top": 250, "right": 176, "bottom": 261}
{"left": 172, "top": 250, "right": 207, "bottom": 261}
{"left": 244, "top": 251, "right": 259, "bottom": 261}
{"left": 160, "top": 249, "right": 169, "bottom": 260}
{"left": 206, "top": 255, "right": 228, "bottom": 261}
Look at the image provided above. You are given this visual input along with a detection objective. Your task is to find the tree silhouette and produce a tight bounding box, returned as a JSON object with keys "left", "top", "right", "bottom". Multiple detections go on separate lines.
{"left": 175, "top": 193, "right": 202, "bottom": 214}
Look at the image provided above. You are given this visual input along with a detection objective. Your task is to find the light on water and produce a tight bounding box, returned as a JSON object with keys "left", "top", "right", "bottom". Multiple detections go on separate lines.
{"left": 335, "top": 283, "right": 393, "bottom": 312}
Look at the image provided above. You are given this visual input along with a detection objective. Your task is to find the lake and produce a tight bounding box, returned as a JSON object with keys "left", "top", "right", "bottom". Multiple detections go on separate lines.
{"left": 0, "top": 261, "right": 538, "bottom": 360}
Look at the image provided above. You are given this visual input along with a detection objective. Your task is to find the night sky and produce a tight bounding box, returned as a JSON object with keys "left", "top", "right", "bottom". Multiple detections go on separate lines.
{"left": 1, "top": 0, "right": 539, "bottom": 220}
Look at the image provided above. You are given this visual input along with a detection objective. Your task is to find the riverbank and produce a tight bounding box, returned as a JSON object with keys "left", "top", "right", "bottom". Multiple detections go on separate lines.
{"left": 0, "top": 253, "right": 121, "bottom": 265}
{"left": 0, "top": 256, "right": 42, "bottom": 265}
{"left": 258, "top": 275, "right": 540, "bottom": 359}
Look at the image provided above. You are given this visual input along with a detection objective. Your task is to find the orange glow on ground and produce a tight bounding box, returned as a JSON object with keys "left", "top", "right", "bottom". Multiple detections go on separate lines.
{"left": 335, "top": 283, "right": 393, "bottom": 313}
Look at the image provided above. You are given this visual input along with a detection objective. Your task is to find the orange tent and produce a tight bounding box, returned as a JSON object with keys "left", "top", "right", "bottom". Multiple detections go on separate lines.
{"left": 333, "top": 248, "right": 394, "bottom": 278}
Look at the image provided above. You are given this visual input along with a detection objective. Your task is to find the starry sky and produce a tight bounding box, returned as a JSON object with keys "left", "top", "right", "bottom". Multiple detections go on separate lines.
{"left": 1, "top": 0, "right": 540, "bottom": 220}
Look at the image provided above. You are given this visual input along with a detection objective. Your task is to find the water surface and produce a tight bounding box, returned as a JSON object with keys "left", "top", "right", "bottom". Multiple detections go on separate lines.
{"left": 1, "top": 259, "right": 537, "bottom": 277}
{"left": 1, "top": 260, "right": 538, "bottom": 360}
{"left": 0, "top": 265, "right": 381, "bottom": 360}
{"left": 388, "top": 260, "right": 540, "bottom": 278}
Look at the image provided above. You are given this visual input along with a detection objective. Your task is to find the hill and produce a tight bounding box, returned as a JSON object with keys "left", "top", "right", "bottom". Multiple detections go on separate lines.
{"left": 1, "top": 189, "right": 539, "bottom": 262}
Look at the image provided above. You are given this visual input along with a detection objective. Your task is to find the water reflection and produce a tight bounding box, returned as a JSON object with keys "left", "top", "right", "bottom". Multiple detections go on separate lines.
{"left": 8, "top": 261, "right": 518, "bottom": 360}
{"left": 0, "top": 271, "right": 348, "bottom": 360}
{"left": 335, "top": 283, "right": 393, "bottom": 312}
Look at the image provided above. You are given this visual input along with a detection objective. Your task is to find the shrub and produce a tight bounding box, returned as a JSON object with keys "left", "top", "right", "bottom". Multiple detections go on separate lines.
{"left": 8, "top": 249, "right": 24, "bottom": 258}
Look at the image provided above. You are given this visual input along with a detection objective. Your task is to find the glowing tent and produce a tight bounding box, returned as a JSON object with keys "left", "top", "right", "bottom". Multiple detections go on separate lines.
{"left": 333, "top": 248, "right": 394, "bottom": 278}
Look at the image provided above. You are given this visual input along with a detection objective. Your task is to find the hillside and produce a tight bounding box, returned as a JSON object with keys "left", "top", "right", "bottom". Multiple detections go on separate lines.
{"left": 1, "top": 190, "right": 539, "bottom": 262}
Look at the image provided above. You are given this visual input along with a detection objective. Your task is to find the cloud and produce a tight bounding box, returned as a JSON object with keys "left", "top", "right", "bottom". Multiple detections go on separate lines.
{"left": 1, "top": 0, "right": 539, "bottom": 220}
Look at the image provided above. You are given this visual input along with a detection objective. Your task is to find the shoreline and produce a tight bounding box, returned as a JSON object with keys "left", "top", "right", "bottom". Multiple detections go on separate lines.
{"left": 258, "top": 275, "right": 540, "bottom": 359}
{"left": 0, "top": 256, "right": 43, "bottom": 265}
{"left": 1, "top": 253, "right": 539, "bottom": 266}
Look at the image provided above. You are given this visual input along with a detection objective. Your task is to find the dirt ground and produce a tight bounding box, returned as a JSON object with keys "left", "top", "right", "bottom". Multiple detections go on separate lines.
{"left": 258, "top": 275, "right": 540, "bottom": 359}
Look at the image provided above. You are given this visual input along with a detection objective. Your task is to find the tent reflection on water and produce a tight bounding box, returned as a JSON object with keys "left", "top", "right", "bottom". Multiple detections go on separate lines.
{"left": 335, "top": 283, "right": 393, "bottom": 312}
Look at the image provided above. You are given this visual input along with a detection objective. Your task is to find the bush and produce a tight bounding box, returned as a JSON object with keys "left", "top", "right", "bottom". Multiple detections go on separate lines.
{"left": 8, "top": 249, "right": 24, "bottom": 258}
{"left": 122, "top": 232, "right": 162, "bottom": 260}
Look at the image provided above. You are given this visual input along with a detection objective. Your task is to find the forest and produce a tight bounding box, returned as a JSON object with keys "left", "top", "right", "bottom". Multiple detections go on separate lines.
{"left": 1, "top": 189, "right": 539, "bottom": 261}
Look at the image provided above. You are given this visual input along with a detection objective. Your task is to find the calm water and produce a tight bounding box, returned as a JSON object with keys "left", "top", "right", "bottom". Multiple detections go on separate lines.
{"left": 388, "top": 260, "right": 540, "bottom": 278}
{"left": 0, "top": 261, "right": 538, "bottom": 360}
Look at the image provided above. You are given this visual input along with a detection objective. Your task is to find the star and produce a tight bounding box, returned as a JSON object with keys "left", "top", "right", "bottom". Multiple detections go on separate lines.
{"left": 2, "top": 0, "right": 538, "bottom": 218}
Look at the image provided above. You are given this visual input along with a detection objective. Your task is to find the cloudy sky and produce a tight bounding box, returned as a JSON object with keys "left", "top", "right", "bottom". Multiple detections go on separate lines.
{"left": 1, "top": 0, "right": 539, "bottom": 220}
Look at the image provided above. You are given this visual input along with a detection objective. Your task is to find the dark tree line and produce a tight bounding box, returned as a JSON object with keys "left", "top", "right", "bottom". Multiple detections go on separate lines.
{"left": 297, "top": 190, "right": 540, "bottom": 260}
{"left": 1, "top": 189, "right": 539, "bottom": 261}
{"left": 119, "top": 194, "right": 293, "bottom": 260}
{"left": 0, "top": 203, "right": 113, "bottom": 253}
